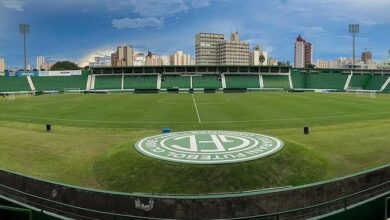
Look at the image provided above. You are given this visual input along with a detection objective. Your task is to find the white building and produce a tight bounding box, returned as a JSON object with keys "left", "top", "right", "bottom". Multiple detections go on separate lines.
{"left": 315, "top": 59, "right": 330, "bottom": 69}
{"left": 315, "top": 57, "right": 379, "bottom": 69}
{"left": 250, "top": 45, "right": 268, "bottom": 65}
{"left": 89, "top": 56, "right": 110, "bottom": 68}
{"left": 132, "top": 53, "right": 146, "bottom": 66}
{"left": 0, "top": 58, "right": 6, "bottom": 72}
{"left": 160, "top": 55, "right": 171, "bottom": 66}
{"left": 268, "top": 58, "right": 279, "bottom": 66}
{"left": 36, "top": 56, "right": 45, "bottom": 70}
{"left": 170, "top": 51, "right": 191, "bottom": 66}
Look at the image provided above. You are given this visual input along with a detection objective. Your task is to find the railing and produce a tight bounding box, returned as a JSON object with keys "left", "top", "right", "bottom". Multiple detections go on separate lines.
{"left": 0, "top": 204, "right": 33, "bottom": 220}
{"left": 386, "top": 197, "right": 390, "bottom": 220}
{"left": 0, "top": 176, "right": 389, "bottom": 220}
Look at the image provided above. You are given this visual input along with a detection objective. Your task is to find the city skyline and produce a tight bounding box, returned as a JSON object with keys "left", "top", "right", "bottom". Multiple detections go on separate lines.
{"left": 1, "top": 0, "right": 390, "bottom": 67}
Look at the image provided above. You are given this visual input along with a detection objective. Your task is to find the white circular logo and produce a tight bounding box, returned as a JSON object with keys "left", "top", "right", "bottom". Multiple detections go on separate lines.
{"left": 135, "top": 131, "right": 284, "bottom": 164}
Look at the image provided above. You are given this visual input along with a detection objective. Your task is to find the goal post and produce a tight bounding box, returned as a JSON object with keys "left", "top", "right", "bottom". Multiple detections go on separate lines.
{"left": 346, "top": 87, "right": 377, "bottom": 98}
{"left": 64, "top": 88, "right": 81, "bottom": 94}
{"left": 7, "top": 93, "right": 15, "bottom": 101}
{"left": 4, "top": 92, "right": 30, "bottom": 100}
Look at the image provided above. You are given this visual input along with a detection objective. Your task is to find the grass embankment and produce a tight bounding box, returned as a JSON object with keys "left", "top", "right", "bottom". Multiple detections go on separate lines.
{"left": 0, "top": 93, "right": 389, "bottom": 194}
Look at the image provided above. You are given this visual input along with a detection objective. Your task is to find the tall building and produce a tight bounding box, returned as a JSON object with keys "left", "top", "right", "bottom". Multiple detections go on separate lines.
{"left": 36, "top": 56, "right": 45, "bottom": 70}
{"left": 361, "top": 50, "right": 373, "bottom": 64}
{"left": 294, "top": 35, "right": 313, "bottom": 68}
{"left": 195, "top": 32, "right": 249, "bottom": 66}
{"left": 111, "top": 45, "right": 133, "bottom": 67}
{"left": 170, "top": 51, "right": 191, "bottom": 66}
{"left": 145, "top": 51, "right": 162, "bottom": 66}
{"left": 219, "top": 32, "right": 250, "bottom": 65}
{"left": 195, "top": 33, "right": 224, "bottom": 65}
{"left": 386, "top": 50, "right": 390, "bottom": 66}
{"left": 0, "top": 58, "right": 6, "bottom": 72}
{"left": 250, "top": 45, "right": 268, "bottom": 65}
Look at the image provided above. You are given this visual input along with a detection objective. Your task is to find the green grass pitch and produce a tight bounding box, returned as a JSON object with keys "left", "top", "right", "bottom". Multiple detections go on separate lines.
{"left": 0, "top": 92, "right": 389, "bottom": 194}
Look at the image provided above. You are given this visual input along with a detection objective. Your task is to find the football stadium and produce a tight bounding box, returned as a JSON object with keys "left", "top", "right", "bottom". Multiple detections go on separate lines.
{"left": 0, "top": 66, "right": 389, "bottom": 219}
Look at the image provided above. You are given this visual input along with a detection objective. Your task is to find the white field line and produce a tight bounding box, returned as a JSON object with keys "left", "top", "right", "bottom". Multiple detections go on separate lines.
{"left": 1, "top": 111, "right": 390, "bottom": 124}
{"left": 192, "top": 94, "right": 202, "bottom": 123}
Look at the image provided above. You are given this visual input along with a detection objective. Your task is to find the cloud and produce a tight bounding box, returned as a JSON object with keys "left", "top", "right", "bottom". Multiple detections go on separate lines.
{"left": 191, "top": 0, "right": 210, "bottom": 8}
{"left": 283, "top": 0, "right": 390, "bottom": 26}
{"left": 292, "top": 26, "right": 325, "bottom": 35}
{"left": 112, "top": 17, "right": 163, "bottom": 29}
{"left": 78, "top": 48, "right": 116, "bottom": 67}
{"left": 3, "top": 0, "right": 24, "bottom": 11}
{"left": 122, "top": 0, "right": 189, "bottom": 17}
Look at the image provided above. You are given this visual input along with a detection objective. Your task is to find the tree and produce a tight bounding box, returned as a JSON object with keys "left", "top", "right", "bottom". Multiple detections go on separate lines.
{"left": 50, "top": 61, "right": 80, "bottom": 71}
{"left": 305, "top": 63, "right": 316, "bottom": 69}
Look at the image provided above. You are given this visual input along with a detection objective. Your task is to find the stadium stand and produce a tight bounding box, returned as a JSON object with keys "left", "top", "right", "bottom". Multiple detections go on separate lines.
{"left": 0, "top": 76, "right": 31, "bottom": 92}
{"left": 348, "top": 74, "right": 390, "bottom": 91}
{"left": 124, "top": 75, "right": 157, "bottom": 89}
{"left": 94, "top": 75, "right": 122, "bottom": 90}
{"left": 192, "top": 74, "right": 222, "bottom": 89}
{"left": 308, "top": 71, "right": 348, "bottom": 90}
{"left": 348, "top": 74, "right": 372, "bottom": 89}
{"left": 364, "top": 74, "right": 389, "bottom": 90}
{"left": 383, "top": 80, "right": 390, "bottom": 92}
{"left": 291, "top": 69, "right": 307, "bottom": 89}
{"left": 262, "top": 75, "right": 290, "bottom": 90}
{"left": 32, "top": 75, "right": 88, "bottom": 91}
{"left": 291, "top": 70, "right": 348, "bottom": 90}
{"left": 225, "top": 74, "right": 260, "bottom": 88}
{"left": 161, "top": 75, "right": 191, "bottom": 89}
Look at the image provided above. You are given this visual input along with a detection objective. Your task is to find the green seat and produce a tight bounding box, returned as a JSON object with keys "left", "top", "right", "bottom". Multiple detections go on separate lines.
{"left": 192, "top": 75, "right": 222, "bottom": 89}
{"left": 262, "top": 75, "right": 290, "bottom": 90}
{"left": 124, "top": 75, "right": 157, "bottom": 89}
{"left": 161, "top": 75, "right": 190, "bottom": 89}
{"left": 291, "top": 70, "right": 348, "bottom": 90}
{"left": 361, "top": 75, "right": 388, "bottom": 90}
{"left": 94, "top": 75, "right": 122, "bottom": 90}
{"left": 32, "top": 75, "right": 88, "bottom": 91}
{"left": 225, "top": 75, "right": 260, "bottom": 88}
{"left": 0, "top": 77, "right": 31, "bottom": 92}
{"left": 349, "top": 74, "right": 371, "bottom": 89}
{"left": 308, "top": 72, "right": 348, "bottom": 90}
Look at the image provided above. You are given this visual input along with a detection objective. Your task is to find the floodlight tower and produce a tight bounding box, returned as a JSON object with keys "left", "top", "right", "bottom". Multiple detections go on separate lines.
{"left": 349, "top": 24, "right": 359, "bottom": 69}
{"left": 19, "top": 24, "right": 30, "bottom": 71}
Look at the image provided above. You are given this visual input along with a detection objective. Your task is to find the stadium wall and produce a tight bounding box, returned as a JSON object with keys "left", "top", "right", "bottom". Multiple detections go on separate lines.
{"left": 0, "top": 165, "right": 388, "bottom": 220}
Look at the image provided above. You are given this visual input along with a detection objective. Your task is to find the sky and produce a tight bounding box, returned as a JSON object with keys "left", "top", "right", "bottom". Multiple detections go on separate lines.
{"left": 0, "top": 0, "right": 390, "bottom": 68}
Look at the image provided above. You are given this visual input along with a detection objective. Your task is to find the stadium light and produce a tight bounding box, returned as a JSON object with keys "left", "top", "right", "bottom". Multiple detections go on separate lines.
{"left": 19, "top": 24, "right": 30, "bottom": 71}
{"left": 349, "top": 24, "right": 359, "bottom": 69}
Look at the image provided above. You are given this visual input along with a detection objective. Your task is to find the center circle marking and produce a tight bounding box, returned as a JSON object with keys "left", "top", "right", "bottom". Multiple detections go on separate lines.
{"left": 135, "top": 130, "right": 284, "bottom": 164}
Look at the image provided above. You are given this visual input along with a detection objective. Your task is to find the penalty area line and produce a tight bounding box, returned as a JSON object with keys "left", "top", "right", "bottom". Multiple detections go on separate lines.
{"left": 192, "top": 94, "right": 202, "bottom": 123}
